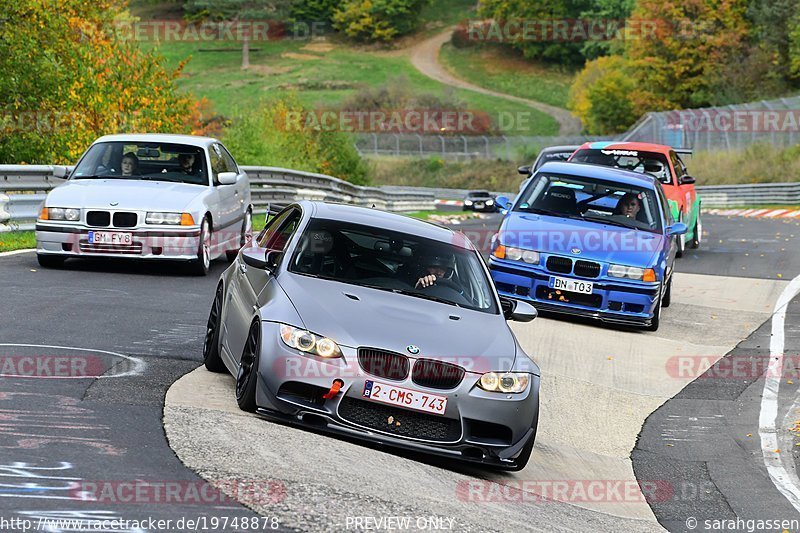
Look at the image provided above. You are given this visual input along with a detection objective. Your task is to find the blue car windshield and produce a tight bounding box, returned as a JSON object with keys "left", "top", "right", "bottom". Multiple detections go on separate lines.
{"left": 515, "top": 173, "right": 663, "bottom": 233}
{"left": 289, "top": 218, "right": 499, "bottom": 314}
{"left": 71, "top": 142, "right": 208, "bottom": 186}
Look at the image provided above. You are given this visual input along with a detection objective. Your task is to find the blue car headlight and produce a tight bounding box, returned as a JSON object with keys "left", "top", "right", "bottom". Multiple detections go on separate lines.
{"left": 478, "top": 372, "right": 529, "bottom": 393}
{"left": 280, "top": 325, "right": 342, "bottom": 358}
{"left": 608, "top": 264, "right": 657, "bottom": 282}
{"left": 492, "top": 245, "right": 540, "bottom": 265}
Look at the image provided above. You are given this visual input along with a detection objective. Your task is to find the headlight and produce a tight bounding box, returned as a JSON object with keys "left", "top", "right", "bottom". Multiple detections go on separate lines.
{"left": 464, "top": 200, "right": 473, "bottom": 206}
{"left": 486, "top": 200, "right": 494, "bottom": 205}
{"left": 44, "top": 207, "right": 80, "bottom": 221}
{"left": 146, "top": 212, "right": 183, "bottom": 225}
{"left": 608, "top": 264, "right": 657, "bottom": 282}
{"left": 478, "top": 372, "right": 529, "bottom": 393}
{"left": 493, "top": 245, "right": 539, "bottom": 265}
{"left": 279, "top": 325, "right": 342, "bottom": 358}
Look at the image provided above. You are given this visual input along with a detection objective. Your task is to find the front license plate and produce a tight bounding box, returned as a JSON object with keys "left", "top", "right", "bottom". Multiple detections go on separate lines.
{"left": 474, "top": 202, "right": 484, "bottom": 208}
{"left": 549, "top": 276, "right": 593, "bottom": 294}
{"left": 88, "top": 231, "right": 133, "bottom": 245}
{"left": 362, "top": 380, "right": 448, "bottom": 416}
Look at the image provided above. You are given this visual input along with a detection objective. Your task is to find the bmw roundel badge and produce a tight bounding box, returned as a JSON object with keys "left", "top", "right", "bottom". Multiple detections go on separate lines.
{"left": 406, "top": 345, "right": 420, "bottom": 355}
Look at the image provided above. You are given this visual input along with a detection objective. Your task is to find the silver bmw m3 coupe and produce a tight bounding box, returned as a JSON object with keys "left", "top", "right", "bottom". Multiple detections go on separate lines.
{"left": 204, "top": 201, "right": 541, "bottom": 470}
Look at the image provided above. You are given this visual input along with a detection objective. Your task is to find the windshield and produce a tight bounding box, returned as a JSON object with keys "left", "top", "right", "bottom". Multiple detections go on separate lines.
{"left": 571, "top": 148, "right": 672, "bottom": 184}
{"left": 515, "top": 173, "right": 663, "bottom": 233}
{"left": 289, "top": 218, "right": 498, "bottom": 314}
{"left": 72, "top": 141, "right": 208, "bottom": 186}
{"left": 533, "top": 149, "right": 575, "bottom": 171}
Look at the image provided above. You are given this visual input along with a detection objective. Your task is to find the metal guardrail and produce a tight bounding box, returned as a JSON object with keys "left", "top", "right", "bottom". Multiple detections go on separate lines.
{"left": 695, "top": 182, "right": 800, "bottom": 208}
{"left": 0, "top": 165, "right": 435, "bottom": 233}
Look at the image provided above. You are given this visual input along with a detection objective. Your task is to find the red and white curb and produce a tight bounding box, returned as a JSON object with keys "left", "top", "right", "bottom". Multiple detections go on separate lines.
{"left": 435, "top": 199, "right": 464, "bottom": 207}
{"left": 704, "top": 208, "right": 800, "bottom": 219}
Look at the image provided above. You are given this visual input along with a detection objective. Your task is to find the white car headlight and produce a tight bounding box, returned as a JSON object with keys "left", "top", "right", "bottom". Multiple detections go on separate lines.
{"left": 146, "top": 212, "right": 183, "bottom": 225}
{"left": 464, "top": 200, "right": 473, "bottom": 206}
{"left": 280, "top": 325, "right": 342, "bottom": 358}
{"left": 608, "top": 264, "right": 656, "bottom": 282}
{"left": 478, "top": 372, "right": 529, "bottom": 394}
{"left": 486, "top": 199, "right": 494, "bottom": 205}
{"left": 497, "top": 246, "right": 540, "bottom": 265}
{"left": 45, "top": 207, "right": 80, "bottom": 221}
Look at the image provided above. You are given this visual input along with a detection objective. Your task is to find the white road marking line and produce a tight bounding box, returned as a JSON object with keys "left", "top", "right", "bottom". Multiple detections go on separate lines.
{"left": 759, "top": 274, "right": 800, "bottom": 511}
{"left": 0, "top": 344, "right": 146, "bottom": 379}
{"left": 0, "top": 249, "right": 34, "bottom": 257}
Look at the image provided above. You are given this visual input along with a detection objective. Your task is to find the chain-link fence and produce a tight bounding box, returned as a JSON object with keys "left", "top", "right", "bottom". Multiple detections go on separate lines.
{"left": 622, "top": 96, "right": 800, "bottom": 151}
{"left": 354, "top": 134, "right": 611, "bottom": 161}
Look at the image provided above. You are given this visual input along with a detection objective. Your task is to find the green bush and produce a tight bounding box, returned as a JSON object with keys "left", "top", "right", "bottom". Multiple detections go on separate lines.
{"left": 223, "top": 96, "right": 369, "bottom": 185}
{"left": 332, "top": 0, "right": 431, "bottom": 43}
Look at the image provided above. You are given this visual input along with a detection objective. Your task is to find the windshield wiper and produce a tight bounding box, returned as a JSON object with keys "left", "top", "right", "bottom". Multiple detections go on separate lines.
{"left": 390, "top": 288, "right": 461, "bottom": 308}
{"left": 581, "top": 214, "right": 639, "bottom": 230}
{"left": 519, "top": 206, "right": 580, "bottom": 220}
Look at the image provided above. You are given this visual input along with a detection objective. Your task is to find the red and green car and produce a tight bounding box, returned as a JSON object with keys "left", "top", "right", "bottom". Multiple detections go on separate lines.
{"left": 570, "top": 141, "right": 702, "bottom": 256}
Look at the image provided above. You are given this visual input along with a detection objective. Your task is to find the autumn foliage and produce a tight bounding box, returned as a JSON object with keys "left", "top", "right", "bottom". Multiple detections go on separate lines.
{"left": 0, "top": 0, "right": 201, "bottom": 164}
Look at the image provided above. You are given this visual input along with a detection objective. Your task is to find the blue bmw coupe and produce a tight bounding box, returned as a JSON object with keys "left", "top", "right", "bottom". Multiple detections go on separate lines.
{"left": 489, "top": 161, "right": 687, "bottom": 331}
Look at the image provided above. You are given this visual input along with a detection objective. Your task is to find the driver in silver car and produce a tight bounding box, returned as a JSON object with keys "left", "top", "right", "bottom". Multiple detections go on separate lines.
{"left": 415, "top": 253, "right": 456, "bottom": 289}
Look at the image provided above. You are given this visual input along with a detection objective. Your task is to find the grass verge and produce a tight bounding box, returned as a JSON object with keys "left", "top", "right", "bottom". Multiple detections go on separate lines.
{"left": 439, "top": 43, "right": 577, "bottom": 109}
{"left": 0, "top": 231, "right": 36, "bottom": 252}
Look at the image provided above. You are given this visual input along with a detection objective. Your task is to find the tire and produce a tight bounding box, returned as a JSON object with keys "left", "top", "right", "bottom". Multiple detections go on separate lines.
{"left": 188, "top": 217, "right": 211, "bottom": 276}
{"left": 37, "top": 254, "right": 65, "bottom": 268}
{"left": 646, "top": 287, "right": 663, "bottom": 332}
{"left": 662, "top": 277, "right": 672, "bottom": 308}
{"left": 689, "top": 212, "right": 702, "bottom": 249}
{"left": 203, "top": 284, "right": 227, "bottom": 373}
{"left": 235, "top": 320, "right": 261, "bottom": 412}
{"left": 226, "top": 210, "right": 252, "bottom": 262}
{"left": 675, "top": 213, "right": 686, "bottom": 258}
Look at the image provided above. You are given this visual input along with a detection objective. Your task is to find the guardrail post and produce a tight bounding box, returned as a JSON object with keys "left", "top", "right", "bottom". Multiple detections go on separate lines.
{"left": 0, "top": 193, "right": 9, "bottom": 224}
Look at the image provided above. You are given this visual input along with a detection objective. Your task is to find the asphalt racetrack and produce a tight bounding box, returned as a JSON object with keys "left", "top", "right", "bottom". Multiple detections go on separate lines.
{"left": 1, "top": 213, "right": 799, "bottom": 532}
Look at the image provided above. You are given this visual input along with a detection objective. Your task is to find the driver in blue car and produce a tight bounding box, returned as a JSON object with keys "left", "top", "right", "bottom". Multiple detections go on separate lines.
{"left": 415, "top": 253, "right": 456, "bottom": 289}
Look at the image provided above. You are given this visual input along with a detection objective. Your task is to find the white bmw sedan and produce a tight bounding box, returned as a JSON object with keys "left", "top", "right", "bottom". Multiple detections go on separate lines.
{"left": 36, "top": 134, "right": 253, "bottom": 275}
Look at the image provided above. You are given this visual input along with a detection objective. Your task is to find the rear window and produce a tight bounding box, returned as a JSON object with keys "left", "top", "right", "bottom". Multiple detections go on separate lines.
{"left": 571, "top": 148, "right": 672, "bottom": 184}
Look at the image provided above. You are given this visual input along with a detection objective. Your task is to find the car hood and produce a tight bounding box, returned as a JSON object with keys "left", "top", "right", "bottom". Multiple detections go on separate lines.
{"left": 500, "top": 213, "right": 664, "bottom": 268}
{"left": 277, "top": 273, "right": 517, "bottom": 373}
{"left": 47, "top": 179, "right": 205, "bottom": 211}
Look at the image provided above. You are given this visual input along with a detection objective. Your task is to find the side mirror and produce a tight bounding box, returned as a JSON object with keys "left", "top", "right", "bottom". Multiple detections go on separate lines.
{"left": 494, "top": 196, "right": 512, "bottom": 211}
{"left": 218, "top": 172, "right": 238, "bottom": 185}
{"left": 51, "top": 165, "right": 68, "bottom": 179}
{"left": 667, "top": 222, "right": 688, "bottom": 236}
{"left": 499, "top": 297, "right": 538, "bottom": 322}
{"left": 517, "top": 166, "right": 531, "bottom": 176}
{"left": 680, "top": 175, "right": 696, "bottom": 185}
{"left": 242, "top": 248, "right": 282, "bottom": 271}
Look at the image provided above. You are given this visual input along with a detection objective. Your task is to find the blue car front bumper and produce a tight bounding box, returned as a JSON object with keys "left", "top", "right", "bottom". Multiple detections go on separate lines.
{"left": 489, "top": 259, "right": 661, "bottom": 326}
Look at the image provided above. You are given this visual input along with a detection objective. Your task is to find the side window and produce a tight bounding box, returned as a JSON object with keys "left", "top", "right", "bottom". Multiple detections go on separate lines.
{"left": 656, "top": 185, "right": 673, "bottom": 225}
{"left": 669, "top": 152, "right": 685, "bottom": 178}
{"left": 256, "top": 209, "right": 301, "bottom": 252}
{"left": 218, "top": 144, "right": 239, "bottom": 174}
{"left": 209, "top": 144, "right": 227, "bottom": 184}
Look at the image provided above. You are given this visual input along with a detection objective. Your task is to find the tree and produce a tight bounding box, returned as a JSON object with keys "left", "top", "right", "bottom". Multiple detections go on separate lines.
{"left": 184, "top": 0, "right": 291, "bottom": 69}
{"left": 0, "top": 0, "right": 198, "bottom": 164}
{"left": 332, "top": 0, "right": 431, "bottom": 43}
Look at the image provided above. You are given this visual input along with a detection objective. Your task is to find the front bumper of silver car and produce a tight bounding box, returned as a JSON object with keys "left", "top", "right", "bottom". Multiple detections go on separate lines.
{"left": 253, "top": 323, "right": 540, "bottom": 468}
{"left": 36, "top": 223, "right": 201, "bottom": 261}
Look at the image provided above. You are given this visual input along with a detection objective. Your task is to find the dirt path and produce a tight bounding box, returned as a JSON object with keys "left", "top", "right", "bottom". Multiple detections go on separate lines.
{"left": 408, "top": 30, "right": 583, "bottom": 136}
